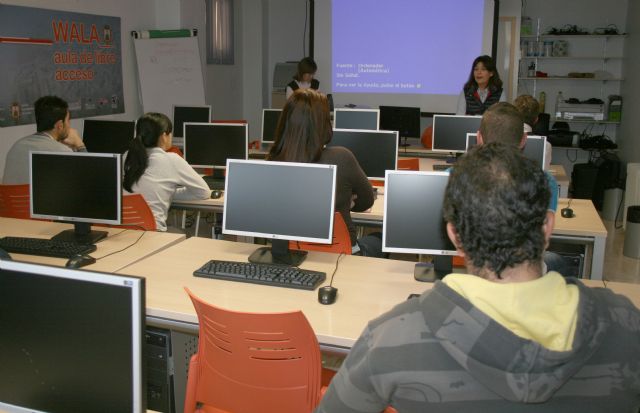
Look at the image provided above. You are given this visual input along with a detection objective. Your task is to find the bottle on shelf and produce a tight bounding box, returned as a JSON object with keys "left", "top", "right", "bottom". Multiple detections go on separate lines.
{"left": 539, "top": 91, "right": 546, "bottom": 113}
{"left": 528, "top": 62, "right": 536, "bottom": 77}
{"left": 555, "top": 91, "right": 564, "bottom": 119}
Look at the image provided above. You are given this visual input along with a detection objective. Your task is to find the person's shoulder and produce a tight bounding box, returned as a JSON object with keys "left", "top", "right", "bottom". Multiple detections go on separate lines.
{"left": 573, "top": 279, "right": 640, "bottom": 323}
{"left": 322, "top": 145, "right": 355, "bottom": 161}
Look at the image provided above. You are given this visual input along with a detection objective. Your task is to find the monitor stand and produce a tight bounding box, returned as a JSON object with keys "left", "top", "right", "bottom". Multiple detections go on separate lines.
{"left": 399, "top": 136, "right": 411, "bottom": 147}
{"left": 51, "top": 222, "right": 108, "bottom": 245}
{"left": 445, "top": 152, "right": 462, "bottom": 164}
{"left": 248, "top": 239, "right": 308, "bottom": 267}
{"left": 414, "top": 255, "right": 453, "bottom": 282}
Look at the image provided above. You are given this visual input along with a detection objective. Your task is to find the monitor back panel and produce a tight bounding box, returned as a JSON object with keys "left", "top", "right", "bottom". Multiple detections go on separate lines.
{"left": 432, "top": 115, "right": 481, "bottom": 153}
{"left": 334, "top": 109, "right": 380, "bottom": 130}
{"left": 261, "top": 109, "right": 282, "bottom": 143}
{"left": 522, "top": 135, "right": 546, "bottom": 169}
{"left": 172, "top": 105, "right": 211, "bottom": 138}
{"left": 83, "top": 120, "right": 135, "bottom": 154}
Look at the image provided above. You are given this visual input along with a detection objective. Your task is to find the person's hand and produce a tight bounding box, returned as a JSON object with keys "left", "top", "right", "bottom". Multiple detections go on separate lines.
{"left": 62, "top": 128, "right": 85, "bottom": 150}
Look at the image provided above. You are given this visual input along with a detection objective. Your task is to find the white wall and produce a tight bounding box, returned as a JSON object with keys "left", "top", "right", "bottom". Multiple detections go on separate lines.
{"left": 0, "top": 0, "right": 159, "bottom": 176}
{"left": 620, "top": 1, "right": 640, "bottom": 165}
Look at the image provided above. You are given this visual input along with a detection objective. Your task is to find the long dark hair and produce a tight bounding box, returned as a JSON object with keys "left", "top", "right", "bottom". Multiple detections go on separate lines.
{"left": 123, "top": 112, "right": 172, "bottom": 192}
{"left": 267, "top": 89, "right": 332, "bottom": 163}
{"left": 463, "top": 55, "right": 503, "bottom": 90}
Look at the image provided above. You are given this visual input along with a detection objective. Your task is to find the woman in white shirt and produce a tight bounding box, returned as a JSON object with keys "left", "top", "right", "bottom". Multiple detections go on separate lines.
{"left": 285, "top": 57, "right": 320, "bottom": 99}
{"left": 123, "top": 113, "right": 210, "bottom": 231}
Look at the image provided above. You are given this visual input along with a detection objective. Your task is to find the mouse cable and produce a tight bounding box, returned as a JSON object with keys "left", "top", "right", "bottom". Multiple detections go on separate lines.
{"left": 565, "top": 198, "right": 573, "bottom": 209}
{"left": 329, "top": 252, "right": 346, "bottom": 287}
{"left": 94, "top": 229, "right": 147, "bottom": 261}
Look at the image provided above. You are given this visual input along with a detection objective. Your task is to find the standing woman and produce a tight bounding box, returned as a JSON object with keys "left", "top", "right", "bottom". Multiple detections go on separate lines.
{"left": 123, "top": 112, "right": 210, "bottom": 231}
{"left": 285, "top": 57, "right": 320, "bottom": 99}
{"left": 268, "top": 89, "right": 383, "bottom": 257}
{"left": 456, "top": 55, "right": 506, "bottom": 115}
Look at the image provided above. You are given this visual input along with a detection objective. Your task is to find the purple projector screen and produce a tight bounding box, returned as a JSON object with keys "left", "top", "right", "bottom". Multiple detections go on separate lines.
{"left": 315, "top": 0, "right": 495, "bottom": 112}
{"left": 333, "top": 0, "right": 484, "bottom": 94}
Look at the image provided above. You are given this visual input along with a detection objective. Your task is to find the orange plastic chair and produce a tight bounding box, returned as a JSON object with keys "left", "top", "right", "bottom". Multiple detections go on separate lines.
{"left": 397, "top": 158, "right": 420, "bottom": 171}
{"left": 118, "top": 194, "right": 157, "bottom": 231}
{"left": 0, "top": 184, "right": 31, "bottom": 219}
{"left": 289, "top": 212, "right": 352, "bottom": 255}
{"left": 183, "top": 288, "right": 323, "bottom": 413}
{"left": 166, "top": 146, "right": 184, "bottom": 158}
{"left": 421, "top": 125, "right": 433, "bottom": 149}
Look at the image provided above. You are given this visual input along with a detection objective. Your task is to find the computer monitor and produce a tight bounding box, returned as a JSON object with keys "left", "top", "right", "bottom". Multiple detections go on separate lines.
{"left": 82, "top": 119, "right": 135, "bottom": 154}
{"left": 183, "top": 122, "right": 248, "bottom": 169}
{"left": 465, "top": 132, "right": 478, "bottom": 151}
{"left": 383, "top": 170, "right": 456, "bottom": 281}
{"left": 172, "top": 105, "right": 212, "bottom": 139}
{"left": 333, "top": 108, "right": 380, "bottom": 130}
{"left": 431, "top": 115, "right": 482, "bottom": 157}
{"left": 379, "top": 106, "right": 421, "bottom": 146}
{"left": 0, "top": 259, "right": 145, "bottom": 413}
{"left": 328, "top": 129, "right": 398, "bottom": 180}
{"left": 522, "top": 135, "right": 547, "bottom": 170}
{"left": 261, "top": 109, "right": 282, "bottom": 144}
{"left": 223, "top": 159, "right": 336, "bottom": 266}
{"left": 30, "top": 152, "right": 122, "bottom": 244}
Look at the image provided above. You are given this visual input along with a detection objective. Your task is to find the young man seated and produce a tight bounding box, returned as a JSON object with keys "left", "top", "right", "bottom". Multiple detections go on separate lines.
{"left": 316, "top": 143, "right": 640, "bottom": 412}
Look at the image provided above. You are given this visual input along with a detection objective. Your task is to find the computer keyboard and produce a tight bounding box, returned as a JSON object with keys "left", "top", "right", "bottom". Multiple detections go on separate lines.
{"left": 432, "top": 164, "right": 450, "bottom": 171}
{"left": 0, "top": 236, "right": 97, "bottom": 258}
{"left": 193, "top": 260, "right": 326, "bottom": 291}
{"left": 203, "top": 176, "right": 225, "bottom": 190}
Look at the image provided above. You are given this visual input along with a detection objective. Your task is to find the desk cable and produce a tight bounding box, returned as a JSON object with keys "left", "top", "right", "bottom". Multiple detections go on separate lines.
{"left": 328, "top": 252, "right": 346, "bottom": 287}
{"left": 94, "top": 227, "right": 147, "bottom": 261}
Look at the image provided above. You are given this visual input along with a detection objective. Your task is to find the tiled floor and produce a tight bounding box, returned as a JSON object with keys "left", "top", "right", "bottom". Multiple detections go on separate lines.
{"left": 602, "top": 219, "right": 640, "bottom": 284}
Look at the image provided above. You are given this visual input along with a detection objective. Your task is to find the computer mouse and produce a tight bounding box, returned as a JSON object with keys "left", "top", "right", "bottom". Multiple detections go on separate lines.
{"left": 211, "top": 190, "right": 223, "bottom": 199}
{"left": 561, "top": 207, "right": 575, "bottom": 218}
{"left": 65, "top": 254, "right": 96, "bottom": 269}
{"left": 318, "top": 286, "right": 338, "bottom": 305}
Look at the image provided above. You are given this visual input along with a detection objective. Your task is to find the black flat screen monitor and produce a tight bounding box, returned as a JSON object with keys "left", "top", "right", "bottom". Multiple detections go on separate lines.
{"left": 30, "top": 152, "right": 122, "bottom": 244}
{"left": 82, "top": 119, "right": 135, "bottom": 154}
{"left": 432, "top": 115, "right": 482, "bottom": 154}
{"left": 261, "top": 109, "right": 282, "bottom": 143}
{"left": 328, "top": 129, "right": 398, "bottom": 180}
{"left": 383, "top": 170, "right": 457, "bottom": 281}
{"left": 379, "top": 106, "right": 421, "bottom": 141}
{"left": 183, "top": 123, "right": 248, "bottom": 169}
{"left": 172, "top": 105, "right": 212, "bottom": 139}
{"left": 522, "top": 135, "right": 547, "bottom": 170}
{"left": 223, "top": 159, "right": 336, "bottom": 266}
{"left": 334, "top": 108, "right": 380, "bottom": 130}
{"left": 0, "top": 259, "right": 145, "bottom": 413}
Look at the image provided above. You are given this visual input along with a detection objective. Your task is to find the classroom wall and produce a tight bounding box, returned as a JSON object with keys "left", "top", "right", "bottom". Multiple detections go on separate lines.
{"left": 0, "top": 0, "right": 158, "bottom": 176}
{"left": 620, "top": 2, "right": 640, "bottom": 165}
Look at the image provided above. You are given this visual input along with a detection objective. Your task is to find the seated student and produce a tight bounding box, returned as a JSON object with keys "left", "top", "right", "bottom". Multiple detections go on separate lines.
{"left": 267, "top": 89, "right": 383, "bottom": 257}
{"left": 285, "top": 57, "right": 320, "bottom": 99}
{"left": 514, "top": 94, "right": 553, "bottom": 170}
{"left": 123, "top": 113, "right": 210, "bottom": 231}
{"left": 3, "top": 95, "right": 86, "bottom": 184}
{"left": 316, "top": 143, "right": 640, "bottom": 412}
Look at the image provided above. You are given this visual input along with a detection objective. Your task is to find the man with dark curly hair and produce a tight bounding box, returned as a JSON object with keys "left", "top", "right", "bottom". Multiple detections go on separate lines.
{"left": 316, "top": 143, "right": 640, "bottom": 412}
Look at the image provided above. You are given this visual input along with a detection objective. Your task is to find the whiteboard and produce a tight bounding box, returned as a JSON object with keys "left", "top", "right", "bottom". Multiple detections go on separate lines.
{"left": 133, "top": 36, "right": 206, "bottom": 118}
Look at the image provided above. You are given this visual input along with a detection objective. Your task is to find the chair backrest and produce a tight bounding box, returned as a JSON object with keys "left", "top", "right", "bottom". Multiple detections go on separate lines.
{"left": 183, "top": 288, "right": 322, "bottom": 413}
{"left": 166, "top": 146, "right": 184, "bottom": 158}
{"left": 397, "top": 158, "right": 420, "bottom": 171}
{"left": 0, "top": 184, "right": 31, "bottom": 219}
{"left": 119, "top": 194, "right": 157, "bottom": 231}
{"left": 289, "top": 212, "right": 352, "bottom": 255}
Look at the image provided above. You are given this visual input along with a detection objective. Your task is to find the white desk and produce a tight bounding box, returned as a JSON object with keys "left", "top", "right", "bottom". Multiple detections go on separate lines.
{"left": 0, "top": 217, "right": 185, "bottom": 273}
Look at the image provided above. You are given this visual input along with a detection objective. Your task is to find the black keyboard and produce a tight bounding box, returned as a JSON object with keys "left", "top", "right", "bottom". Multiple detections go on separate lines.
{"left": 193, "top": 260, "right": 326, "bottom": 291}
{"left": 203, "top": 176, "right": 225, "bottom": 190}
{"left": 0, "top": 236, "right": 97, "bottom": 258}
{"left": 432, "top": 164, "right": 450, "bottom": 171}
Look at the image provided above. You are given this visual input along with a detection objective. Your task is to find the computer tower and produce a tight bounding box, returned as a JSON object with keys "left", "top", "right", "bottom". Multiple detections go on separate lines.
{"left": 146, "top": 327, "right": 175, "bottom": 413}
{"left": 548, "top": 241, "right": 585, "bottom": 278}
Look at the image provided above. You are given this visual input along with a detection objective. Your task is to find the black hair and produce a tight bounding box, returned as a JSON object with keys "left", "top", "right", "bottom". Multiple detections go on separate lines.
{"left": 443, "top": 143, "right": 550, "bottom": 277}
{"left": 463, "top": 55, "right": 503, "bottom": 90}
{"left": 34, "top": 96, "right": 69, "bottom": 132}
{"left": 294, "top": 57, "right": 318, "bottom": 81}
{"left": 123, "top": 113, "right": 172, "bottom": 192}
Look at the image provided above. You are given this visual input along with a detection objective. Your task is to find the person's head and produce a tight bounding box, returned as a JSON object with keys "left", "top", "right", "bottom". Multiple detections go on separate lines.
{"left": 443, "top": 142, "right": 553, "bottom": 280}
{"left": 267, "top": 88, "right": 332, "bottom": 163}
{"left": 123, "top": 112, "right": 173, "bottom": 192}
{"left": 477, "top": 102, "right": 525, "bottom": 148}
{"left": 513, "top": 94, "right": 540, "bottom": 127}
{"left": 464, "top": 55, "right": 502, "bottom": 90}
{"left": 34, "top": 95, "right": 70, "bottom": 138}
{"left": 295, "top": 57, "right": 318, "bottom": 82}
